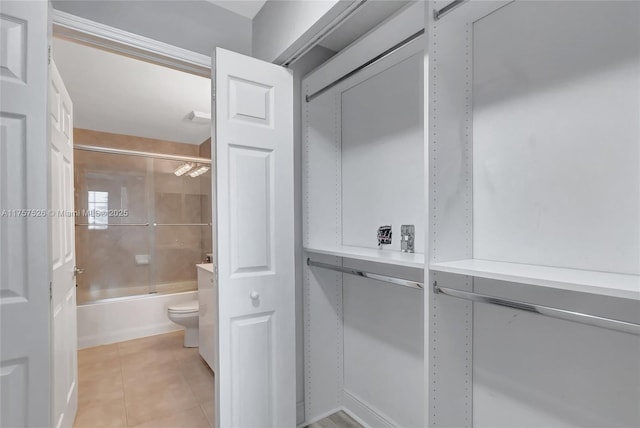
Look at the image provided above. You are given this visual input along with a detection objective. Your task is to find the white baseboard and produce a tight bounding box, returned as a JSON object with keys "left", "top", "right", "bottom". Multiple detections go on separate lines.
{"left": 342, "top": 389, "right": 398, "bottom": 428}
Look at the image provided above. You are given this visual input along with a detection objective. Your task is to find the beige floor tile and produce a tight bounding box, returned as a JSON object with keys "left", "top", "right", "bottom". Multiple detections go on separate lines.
{"left": 179, "top": 355, "right": 213, "bottom": 384}
{"left": 120, "top": 358, "right": 181, "bottom": 387}
{"left": 78, "top": 344, "right": 120, "bottom": 367}
{"left": 78, "top": 359, "right": 121, "bottom": 385}
{"left": 117, "top": 333, "right": 173, "bottom": 359}
{"left": 172, "top": 344, "right": 201, "bottom": 362}
{"left": 161, "top": 330, "right": 186, "bottom": 348}
{"left": 75, "top": 331, "right": 215, "bottom": 428}
{"left": 122, "top": 368, "right": 187, "bottom": 398}
{"left": 124, "top": 375, "right": 198, "bottom": 426}
{"left": 78, "top": 373, "right": 124, "bottom": 404}
{"left": 119, "top": 347, "right": 176, "bottom": 377}
{"left": 188, "top": 375, "right": 214, "bottom": 405}
{"left": 200, "top": 401, "right": 215, "bottom": 427}
{"left": 129, "top": 405, "right": 210, "bottom": 428}
{"left": 73, "top": 397, "right": 127, "bottom": 428}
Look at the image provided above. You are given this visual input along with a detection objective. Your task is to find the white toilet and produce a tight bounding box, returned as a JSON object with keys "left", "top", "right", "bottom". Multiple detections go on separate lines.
{"left": 167, "top": 300, "right": 199, "bottom": 348}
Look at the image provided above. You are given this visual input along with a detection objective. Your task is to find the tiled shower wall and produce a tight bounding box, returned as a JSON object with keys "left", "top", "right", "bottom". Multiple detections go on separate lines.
{"left": 74, "top": 129, "right": 212, "bottom": 303}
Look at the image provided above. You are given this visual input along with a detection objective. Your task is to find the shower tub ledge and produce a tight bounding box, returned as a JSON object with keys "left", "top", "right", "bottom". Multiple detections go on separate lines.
{"left": 77, "top": 290, "right": 197, "bottom": 349}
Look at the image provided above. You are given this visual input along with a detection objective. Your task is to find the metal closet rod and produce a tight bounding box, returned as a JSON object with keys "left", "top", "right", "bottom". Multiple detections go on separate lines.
{"left": 307, "top": 258, "right": 423, "bottom": 290}
{"left": 433, "top": 282, "right": 640, "bottom": 336}
{"left": 434, "top": 0, "right": 469, "bottom": 21}
{"left": 74, "top": 144, "right": 212, "bottom": 165}
{"left": 305, "top": 28, "right": 425, "bottom": 103}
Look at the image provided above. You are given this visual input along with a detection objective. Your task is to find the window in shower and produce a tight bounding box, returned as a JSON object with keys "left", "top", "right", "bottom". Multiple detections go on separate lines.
{"left": 87, "top": 190, "right": 109, "bottom": 230}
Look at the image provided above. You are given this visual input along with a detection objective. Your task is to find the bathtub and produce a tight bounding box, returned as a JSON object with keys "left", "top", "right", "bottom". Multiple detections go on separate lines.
{"left": 77, "top": 290, "right": 198, "bottom": 349}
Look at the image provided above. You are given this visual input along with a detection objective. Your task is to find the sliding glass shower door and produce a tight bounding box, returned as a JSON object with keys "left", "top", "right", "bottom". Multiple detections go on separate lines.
{"left": 74, "top": 147, "right": 212, "bottom": 304}
{"left": 150, "top": 157, "right": 212, "bottom": 295}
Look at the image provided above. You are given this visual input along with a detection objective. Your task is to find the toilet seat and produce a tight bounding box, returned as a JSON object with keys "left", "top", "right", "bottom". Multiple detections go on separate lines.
{"left": 168, "top": 300, "right": 199, "bottom": 314}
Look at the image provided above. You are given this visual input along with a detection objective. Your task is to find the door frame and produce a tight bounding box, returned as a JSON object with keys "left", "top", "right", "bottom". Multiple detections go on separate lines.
{"left": 51, "top": 9, "right": 211, "bottom": 77}
{"left": 48, "top": 10, "right": 213, "bottom": 426}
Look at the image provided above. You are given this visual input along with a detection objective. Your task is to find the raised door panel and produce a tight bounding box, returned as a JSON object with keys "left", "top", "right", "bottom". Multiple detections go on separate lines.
{"left": 50, "top": 146, "right": 63, "bottom": 269}
{"left": 231, "top": 313, "right": 275, "bottom": 427}
{"left": 0, "top": 359, "right": 28, "bottom": 427}
{"left": 0, "top": 115, "right": 28, "bottom": 302}
{"left": 0, "top": 14, "right": 26, "bottom": 83}
{"left": 228, "top": 145, "right": 274, "bottom": 276}
{"left": 229, "top": 77, "right": 274, "bottom": 127}
{"left": 0, "top": 2, "right": 50, "bottom": 426}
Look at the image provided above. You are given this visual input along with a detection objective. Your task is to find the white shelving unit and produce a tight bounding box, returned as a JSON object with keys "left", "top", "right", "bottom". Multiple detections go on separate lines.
{"left": 430, "top": 259, "right": 640, "bottom": 301}
{"left": 306, "top": 245, "right": 424, "bottom": 269}
{"left": 428, "top": 1, "right": 640, "bottom": 426}
{"left": 302, "top": 4, "right": 426, "bottom": 427}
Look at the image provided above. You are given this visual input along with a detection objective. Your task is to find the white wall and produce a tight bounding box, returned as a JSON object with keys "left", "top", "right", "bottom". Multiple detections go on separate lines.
{"left": 252, "top": 0, "right": 347, "bottom": 63}
{"left": 343, "top": 275, "right": 423, "bottom": 427}
{"left": 341, "top": 51, "right": 424, "bottom": 252}
{"left": 52, "top": 0, "right": 252, "bottom": 56}
{"left": 472, "top": 0, "right": 640, "bottom": 275}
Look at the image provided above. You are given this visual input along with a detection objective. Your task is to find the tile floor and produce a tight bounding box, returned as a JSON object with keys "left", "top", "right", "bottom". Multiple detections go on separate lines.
{"left": 76, "top": 332, "right": 361, "bottom": 428}
{"left": 74, "top": 331, "right": 214, "bottom": 428}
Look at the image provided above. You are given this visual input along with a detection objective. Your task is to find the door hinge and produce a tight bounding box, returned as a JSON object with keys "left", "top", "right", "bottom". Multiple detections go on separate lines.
{"left": 48, "top": 45, "right": 51, "bottom": 65}
{"left": 49, "top": 281, "right": 52, "bottom": 299}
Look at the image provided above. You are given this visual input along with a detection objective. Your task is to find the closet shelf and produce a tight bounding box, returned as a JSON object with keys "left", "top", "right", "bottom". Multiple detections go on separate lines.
{"left": 429, "top": 259, "right": 640, "bottom": 301}
{"left": 304, "top": 245, "right": 424, "bottom": 269}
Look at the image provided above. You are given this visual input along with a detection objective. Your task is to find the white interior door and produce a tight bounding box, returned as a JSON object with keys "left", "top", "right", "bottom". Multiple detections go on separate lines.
{"left": 49, "top": 59, "right": 77, "bottom": 428}
{"left": 214, "top": 47, "right": 295, "bottom": 427}
{"left": 0, "top": 1, "right": 51, "bottom": 426}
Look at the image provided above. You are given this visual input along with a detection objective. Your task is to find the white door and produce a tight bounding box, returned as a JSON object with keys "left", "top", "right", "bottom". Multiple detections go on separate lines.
{"left": 0, "top": 1, "right": 52, "bottom": 427}
{"left": 214, "top": 47, "right": 295, "bottom": 427}
{"left": 49, "top": 59, "right": 77, "bottom": 428}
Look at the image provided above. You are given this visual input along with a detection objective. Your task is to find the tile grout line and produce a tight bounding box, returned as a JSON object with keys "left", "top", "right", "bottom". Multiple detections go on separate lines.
{"left": 117, "top": 343, "right": 130, "bottom": 428}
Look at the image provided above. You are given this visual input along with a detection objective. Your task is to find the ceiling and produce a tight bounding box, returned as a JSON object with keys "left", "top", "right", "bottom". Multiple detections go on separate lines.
{"left": 319, "top": 0, "right": 410, "bottom": 52}
{"left": 206, "top": 0, "right": 267, "bottom": 19}
{"left": 53, "top": 38, "right": 211, "bottom": 145}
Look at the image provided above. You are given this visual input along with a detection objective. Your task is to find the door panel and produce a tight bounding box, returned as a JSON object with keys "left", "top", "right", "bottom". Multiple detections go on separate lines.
{"left": 231, "top": 312, "right": 274, "bottom": 427}
{"left": 214, "top": 47, "right": 295, "bottom": 428}
{"left": 229, "top": 145, "right": 274, "bottom": 275}
{"left": 0, "top": 1, "right": 51, "bottom": 426}
{"left": 50, "top": 60, "right": 77, "bottom": 428}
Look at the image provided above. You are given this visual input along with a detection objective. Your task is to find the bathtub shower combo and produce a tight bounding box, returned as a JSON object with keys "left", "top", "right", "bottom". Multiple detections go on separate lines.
{"left": 73, "top": 145, "right": 212, "bottom": 348}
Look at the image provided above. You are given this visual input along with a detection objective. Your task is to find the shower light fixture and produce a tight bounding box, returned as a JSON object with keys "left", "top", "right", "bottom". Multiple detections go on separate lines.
{"left": 174, "top": 162, "right": 194, "bottom": 176}
{"left": 188, "top": 166, "right": 210, "bottom": 178}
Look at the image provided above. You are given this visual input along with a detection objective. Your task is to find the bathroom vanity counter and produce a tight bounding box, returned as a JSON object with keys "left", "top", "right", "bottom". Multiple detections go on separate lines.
{"left": 196, "top": 263, "right": 214, "bottom": 273}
